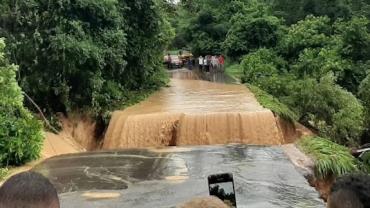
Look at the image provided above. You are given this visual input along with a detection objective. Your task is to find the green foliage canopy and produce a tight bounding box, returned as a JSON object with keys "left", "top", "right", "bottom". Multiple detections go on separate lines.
{"left": 223, "top": 14, "right": 282, "bottom": 59}
{"left": 0, "top": 0, "right": 171, "bottom": 115}
{"left": 0, "top": 38, "right": 44, "bottom": 167}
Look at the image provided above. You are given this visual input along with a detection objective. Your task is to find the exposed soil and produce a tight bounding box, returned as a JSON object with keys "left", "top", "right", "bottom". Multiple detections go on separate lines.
{"left": 308, "top": 176, "right": 335, "bottom": 202}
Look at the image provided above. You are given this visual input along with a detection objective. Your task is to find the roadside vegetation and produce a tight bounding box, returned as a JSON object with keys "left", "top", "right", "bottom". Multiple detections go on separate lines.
{"left": 0, "top": 0, "right": 173, "bottom": 118}
{"left": 247, "top": 85, "right": 297, "bottom": 122}
{"left": 298, "top": 137, "right": 359, "bottom": 178}
{"left": 0, "top": 39, "right": 44, "bottom": 178}
{"left": 170, "top": 0, "right": 370, "bottom": 176}
{"left": 0, "top": 0, "right": 174, "bottom": 174}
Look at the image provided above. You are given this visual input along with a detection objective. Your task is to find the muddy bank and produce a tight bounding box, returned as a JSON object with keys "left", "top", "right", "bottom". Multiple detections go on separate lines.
{"left": 44, "top": 113, "right": 101, "bottom": 154}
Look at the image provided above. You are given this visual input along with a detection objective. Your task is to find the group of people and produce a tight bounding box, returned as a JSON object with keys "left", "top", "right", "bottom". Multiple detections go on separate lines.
{"left": 198, "top": 55, "right": 225, "bottom": 72}
{"left": 1, "top": 171, "right": 370, "bottom": 208}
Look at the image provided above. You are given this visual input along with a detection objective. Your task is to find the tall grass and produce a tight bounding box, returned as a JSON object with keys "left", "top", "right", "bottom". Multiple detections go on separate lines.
{"left": 247, "top": 84, "right": 298, "bottom": 122}
{"left": 298, "top": 137, "right": 359, "bottom": 178}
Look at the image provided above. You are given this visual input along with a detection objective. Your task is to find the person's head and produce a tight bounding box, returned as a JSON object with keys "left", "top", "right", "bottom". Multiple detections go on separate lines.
{"left": 327, "top": 174, "right": 370, "bottom": 208}
{"left": 0, "top": 171, "right": 60, "bottom": 208}
{"left": 178, "top": 196, "right": 229, "bottom": 208}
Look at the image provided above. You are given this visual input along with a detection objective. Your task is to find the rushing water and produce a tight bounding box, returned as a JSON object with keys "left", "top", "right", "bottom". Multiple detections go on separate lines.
{"left": 103, "top": 69, "right": 289, "bottom": 149}
{"left": 33, "top": 145, "right": 325, "bottom": 208}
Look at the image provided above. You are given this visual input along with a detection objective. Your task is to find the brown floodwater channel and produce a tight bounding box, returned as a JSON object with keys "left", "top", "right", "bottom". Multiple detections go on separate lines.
{"left": 103, "top": 69, "right": 290, "bottom": 149}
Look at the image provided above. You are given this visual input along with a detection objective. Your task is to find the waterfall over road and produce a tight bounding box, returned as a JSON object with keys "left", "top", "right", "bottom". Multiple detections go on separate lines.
{"left": 103, "top": 69, "right": 294, "bottom": 149}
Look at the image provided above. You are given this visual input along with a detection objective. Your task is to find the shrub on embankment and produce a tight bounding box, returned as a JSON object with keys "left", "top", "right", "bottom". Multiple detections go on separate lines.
{"left": 298, "top": 137, "right": 360, "bottom": 179}
{"left": 247, "top": 84, "right": 297, "bottom": 122}
{"left": 0, "top": 0, "right": 173, "bottom": 117}
{"left": 239, "top": 16, "right": 369, "bottom": 147}
{"left": 0, "top": 39, "right": 44, "bottom": 168}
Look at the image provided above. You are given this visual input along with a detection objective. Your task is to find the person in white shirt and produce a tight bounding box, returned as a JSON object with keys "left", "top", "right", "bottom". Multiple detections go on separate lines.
{"left": 203, "top": 55, "right": 209, "bottom": 72}
{"left": 198, "top": 56, "right": 204, "bottom": 70}
{"left": 211, "top": 56, "right": 219, "bottom": 72}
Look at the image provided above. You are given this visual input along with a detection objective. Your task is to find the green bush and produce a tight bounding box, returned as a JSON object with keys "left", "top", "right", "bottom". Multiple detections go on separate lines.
{"left": 288, "top": 74, "right": 365, "bottom": 146}
{"left": 240, "top": 48, "right": 291, "bottom": 97}
{"left": 240, "top": 48, "right": 300, "bottom": 105}
{"left": 0, "top": 39, "right": 44, "bottom": 166}
{"left": 292, "top": 47, "right": 350, "bottom": 79}
{"left": 247, "top": 84, "right": 298, "bottom": 122}
{"left": 241, "top": 48, "right": 288, "bottom": 82}
{"left": 224, "top": 14, "right": 282, "bottom": 58}
{"left": 298, "top": 136, "right": 359, "bottom": 178}
{"left": 279, "top": 15, "right": 332, "bottom": 60}
{"left": 334, "top": 16, "right": 370, "bottom": 62}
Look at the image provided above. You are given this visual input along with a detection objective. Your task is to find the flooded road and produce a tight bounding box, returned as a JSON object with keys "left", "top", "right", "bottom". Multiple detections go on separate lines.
{"left": 33, "top": 145, "right": 324, "bottom": 208}
{"left": 103, "top": 69, "right": 290, "bottom": 149}
{"left": 110, "top": 70, "right": 264, "bottom": 115}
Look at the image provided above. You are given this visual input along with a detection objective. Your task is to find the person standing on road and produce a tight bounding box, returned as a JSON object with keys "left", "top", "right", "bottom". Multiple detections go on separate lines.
{"left": 218, "top": 55, "right": 225, "bottom": 72}
{"left": 198, "top": 56, "right": 204, "bottom": 71}
{"left": 204, "top": 55, "right": 210, "bottom": 72}
{"left": 187, "top": 58, "right": 193, "bottom": 70}
{"left": 211, "top": 55, "right": 219, "bottom": 72}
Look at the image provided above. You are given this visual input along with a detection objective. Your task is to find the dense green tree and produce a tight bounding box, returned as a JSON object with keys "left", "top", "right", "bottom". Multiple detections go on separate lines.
{"left": 286, "top": 74, "right": 364, "bottom": 146}
{"left": 223, "top": 13, "right": 282, "bottom": 59}
{"left": 240, "top": 48, "right": 291, "bottom": 96}
{"left": 0, "top": 0, "right": 171, "bottom": 116}
{"left": 0, "top": 38, "right": 44, "bottom": 166}
{"left": 334, "top": 17, "right": 370, "bottom": 61}
{"left": 333, "top": 17, "right": 370, "bottom": 93}
{"left": 292, "top": 47, "right": 351, "bottom": 79}
{"left": 359, "top": 73, "right": 370, "bottom": 143}
{"left": 271, "top": 0, "right": 352, "bottom": 24}
{"left": 172, "top": 0, "right": 255, "bottom": 54}
{"left": 279, "top": 15, "right": 332, "bottom": 60}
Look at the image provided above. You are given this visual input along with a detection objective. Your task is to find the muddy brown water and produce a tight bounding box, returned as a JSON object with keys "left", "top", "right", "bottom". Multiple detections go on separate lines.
{"left": 103, "top": 69, "right": 290, "bottom": 149}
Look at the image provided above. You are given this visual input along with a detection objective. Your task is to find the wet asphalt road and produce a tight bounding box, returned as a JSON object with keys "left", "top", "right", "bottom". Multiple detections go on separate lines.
{"left": 33, "top": 145, "right": 325, "bottom": 208}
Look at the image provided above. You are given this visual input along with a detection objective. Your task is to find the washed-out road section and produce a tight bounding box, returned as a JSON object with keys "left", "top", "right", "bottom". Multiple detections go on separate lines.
{"left": 33, "top": 145, "right": 324, "bottom": 208}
